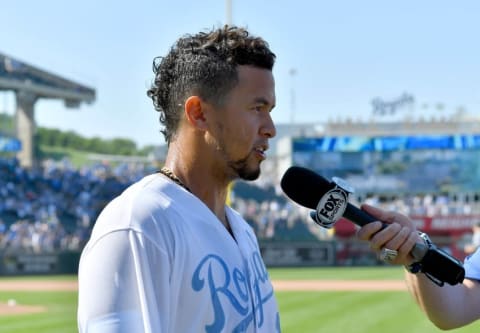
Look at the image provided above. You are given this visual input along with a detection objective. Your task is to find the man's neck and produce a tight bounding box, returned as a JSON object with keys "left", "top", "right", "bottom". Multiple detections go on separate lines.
{"left": 164, "top": 143, "right": 231, "bottom": 230}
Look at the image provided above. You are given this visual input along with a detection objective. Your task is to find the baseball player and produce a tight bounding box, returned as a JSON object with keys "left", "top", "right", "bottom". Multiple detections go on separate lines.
{"left": 77, "top": 25, "right": 281, "bottom": 332}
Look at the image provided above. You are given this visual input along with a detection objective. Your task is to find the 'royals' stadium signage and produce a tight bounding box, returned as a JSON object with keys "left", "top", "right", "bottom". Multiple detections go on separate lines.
{"left": 371, "top": 92, "right": 415, "bottom": 115}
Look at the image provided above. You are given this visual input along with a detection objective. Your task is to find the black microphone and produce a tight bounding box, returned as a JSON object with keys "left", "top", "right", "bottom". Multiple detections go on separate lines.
{"left": 280, "top": 166, "right": 379, "bottom": 227}
{"left": 280, "top": 165, "right": 465, "bottom": 286}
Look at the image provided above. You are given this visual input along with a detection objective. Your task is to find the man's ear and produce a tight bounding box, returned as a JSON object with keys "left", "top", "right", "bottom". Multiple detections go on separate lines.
{"left": 184, "top": 96, "right": 208, "bottom": 130}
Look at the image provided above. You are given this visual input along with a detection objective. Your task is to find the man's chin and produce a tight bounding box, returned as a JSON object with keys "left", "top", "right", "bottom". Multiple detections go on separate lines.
{"left": 238, "top": 167, "right": 261, "bottom": 181}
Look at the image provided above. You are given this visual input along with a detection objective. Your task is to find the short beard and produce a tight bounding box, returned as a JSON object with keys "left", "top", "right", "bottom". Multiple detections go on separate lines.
{"left": 214, "top": 121, "right": 261, "bottom": 181}
{"left": 228, "top": 154, "right": 261, "bottom": 181}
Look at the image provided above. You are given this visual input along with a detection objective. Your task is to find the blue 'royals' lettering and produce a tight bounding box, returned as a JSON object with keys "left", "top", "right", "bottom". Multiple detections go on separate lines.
{"left": 192, "top": 252, "right": 275, "bottom": 332}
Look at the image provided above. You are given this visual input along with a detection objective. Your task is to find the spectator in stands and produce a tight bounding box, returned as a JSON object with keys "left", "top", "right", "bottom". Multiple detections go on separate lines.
{"left": 358, "top": 204, "right": 480, "bottom": 330}
{"left": 464, "top": 221, "right": 480, "bottom": 255}
{"left": 0, "top": 218, "right": 5, "bottom": 244}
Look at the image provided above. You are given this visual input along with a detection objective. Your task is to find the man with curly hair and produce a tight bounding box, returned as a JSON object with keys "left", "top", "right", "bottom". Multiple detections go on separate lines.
{"left": 78, "top": 25, "right": 281, "bottom": 332}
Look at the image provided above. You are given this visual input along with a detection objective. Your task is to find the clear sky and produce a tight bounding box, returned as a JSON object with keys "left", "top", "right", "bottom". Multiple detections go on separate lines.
{"left": 1, "top": 0, "right": 479, "bottom": 147}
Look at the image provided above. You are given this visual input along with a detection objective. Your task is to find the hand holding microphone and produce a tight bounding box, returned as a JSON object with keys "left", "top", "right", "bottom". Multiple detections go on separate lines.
{"left": 355, "top": 204, "right": 422, "bottom": 264}
{"left": 280, "top": 166, "right": 465, "bottom": 286}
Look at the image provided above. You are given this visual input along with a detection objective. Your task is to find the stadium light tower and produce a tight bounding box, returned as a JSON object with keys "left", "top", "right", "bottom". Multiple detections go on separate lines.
{"left": 289, "top": 68, "right": 297, "bottom": 124}
{"left": 0, "top": 52, "right": 96, "bottom": 167}
{"left": 225, "top": 0, "right": 232, "bottom": 25}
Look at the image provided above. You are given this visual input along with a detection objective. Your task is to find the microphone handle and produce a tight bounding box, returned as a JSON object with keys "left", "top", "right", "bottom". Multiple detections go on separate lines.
{"left": 343, "top": 203, "right": 428, "bottom": 261}
{"left": 308, "top": 193, "right": 465, "bottom": 284}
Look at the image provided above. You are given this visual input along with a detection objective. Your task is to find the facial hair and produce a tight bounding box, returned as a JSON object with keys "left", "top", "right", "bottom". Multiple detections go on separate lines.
{"left": 214, "top": 120, "right": 261, "bottom": 181}
{"left": 228, "top": 152, "right": 261, "bottom": 181}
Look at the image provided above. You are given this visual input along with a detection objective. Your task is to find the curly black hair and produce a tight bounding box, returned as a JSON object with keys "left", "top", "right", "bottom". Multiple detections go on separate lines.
{"left": 147, "top": 25, "right": 276, "bottom": 145}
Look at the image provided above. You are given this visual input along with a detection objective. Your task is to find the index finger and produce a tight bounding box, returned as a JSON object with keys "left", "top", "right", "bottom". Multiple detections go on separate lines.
{"left": 361, "top": 204, "right": 397, "bottom": 224}
{"left": 361, "top": 203, "right": 416, "bottom": 230}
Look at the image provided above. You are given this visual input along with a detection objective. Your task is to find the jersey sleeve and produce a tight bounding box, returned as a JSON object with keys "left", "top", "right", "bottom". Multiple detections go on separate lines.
{"left": 77, "top": 229, "right": 170, "bottom": 333}
{"left": 464, "top": 248, "right": 480, "bottom": 281}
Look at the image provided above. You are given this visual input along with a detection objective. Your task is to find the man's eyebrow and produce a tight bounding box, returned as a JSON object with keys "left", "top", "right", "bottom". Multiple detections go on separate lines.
{"left": 253, "top": 97, "right": 274, "bottom": 107}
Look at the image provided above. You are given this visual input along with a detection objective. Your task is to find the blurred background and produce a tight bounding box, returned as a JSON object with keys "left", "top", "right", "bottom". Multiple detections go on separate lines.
{"left": 1, "top": 1, "right": 480, "bottom": 332}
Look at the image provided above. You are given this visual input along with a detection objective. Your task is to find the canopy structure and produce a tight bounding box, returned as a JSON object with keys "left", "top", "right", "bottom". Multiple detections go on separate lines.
{"left": 0, "top": 52, "right": 96, "bottom": 167}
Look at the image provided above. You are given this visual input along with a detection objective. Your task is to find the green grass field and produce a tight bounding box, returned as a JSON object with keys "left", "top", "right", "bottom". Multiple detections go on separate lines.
{"left": 273, "top": 267, "right": 480, "bottom": 333}
{"left": 0, "top": 275, "right": 77, "bottom": 333}
{"left": 0, "top": 268, "right": 479, "bottom": 333}
{"left": 0, "top": 291, "right": 77, "bottom": 333}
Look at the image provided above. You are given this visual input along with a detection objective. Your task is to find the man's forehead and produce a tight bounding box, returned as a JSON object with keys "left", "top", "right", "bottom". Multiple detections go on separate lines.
{"left": 236, "top": 66, "right": 275, "bottom": 101}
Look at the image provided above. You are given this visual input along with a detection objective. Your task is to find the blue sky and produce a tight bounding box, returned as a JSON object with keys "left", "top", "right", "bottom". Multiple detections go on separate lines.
{"left": 1, "top": 0, "right": 479, "bottom": 147}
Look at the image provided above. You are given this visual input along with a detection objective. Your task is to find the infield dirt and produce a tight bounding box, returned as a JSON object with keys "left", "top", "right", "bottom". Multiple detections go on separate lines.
{"left": 0, "top": 279, "right": 407, "bottom": 316}
{"left": 0, "top": 279, "right": 407, "bottom": 292}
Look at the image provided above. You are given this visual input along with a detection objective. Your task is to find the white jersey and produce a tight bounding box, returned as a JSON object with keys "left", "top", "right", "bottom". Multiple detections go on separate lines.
{"left": 464, "top": 249, "right": 480, "bottom": 280}
{"left": 77, "top": 173, "right": 281, "bottom": 333}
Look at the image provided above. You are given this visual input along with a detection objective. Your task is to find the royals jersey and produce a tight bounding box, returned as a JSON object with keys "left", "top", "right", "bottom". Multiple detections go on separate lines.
{"left": 77, "top": 174, "right": 281, "bottom": 332}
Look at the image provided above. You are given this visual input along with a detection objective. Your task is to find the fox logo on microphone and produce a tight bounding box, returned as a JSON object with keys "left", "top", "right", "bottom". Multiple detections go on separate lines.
{"left": 314, "top": 187, "right": 349, "bottom": 228}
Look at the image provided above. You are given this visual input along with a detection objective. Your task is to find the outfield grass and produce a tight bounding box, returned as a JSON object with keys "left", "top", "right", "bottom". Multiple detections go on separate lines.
{"left": 268, "top": 265, "right": 406, "bottom": 280}
{"left": 1, "top": 269, "right": 479, "bottom": 333}
{"left": 276, "top": 289, "right": 480, "bottom": 333}
{"left": 0, "top": 290, "right": 77, "bottom": 333}
{"left": 270, "top": 266, "right": 480, "bottom": 333}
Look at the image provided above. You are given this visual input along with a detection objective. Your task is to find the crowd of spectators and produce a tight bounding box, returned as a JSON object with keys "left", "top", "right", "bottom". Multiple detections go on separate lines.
{"left": 0, "top": 157, "right": 155, "bottom": 255}
{"left": 2, "top": 156, "right": 480, "bottom": 255}
{"left": 358, "top": 193, "right": 480, "bottom": 217}
{"left": 231, "top": 180, "right": 480, "bottom": 243}
{"left": 230, "top": 181, "right": 332, "bottom": 242}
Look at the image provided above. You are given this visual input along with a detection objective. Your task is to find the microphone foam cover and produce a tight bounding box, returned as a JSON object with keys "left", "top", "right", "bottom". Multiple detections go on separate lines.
{"left": 280, "top": 166, "right": 332, "bottom": 209}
